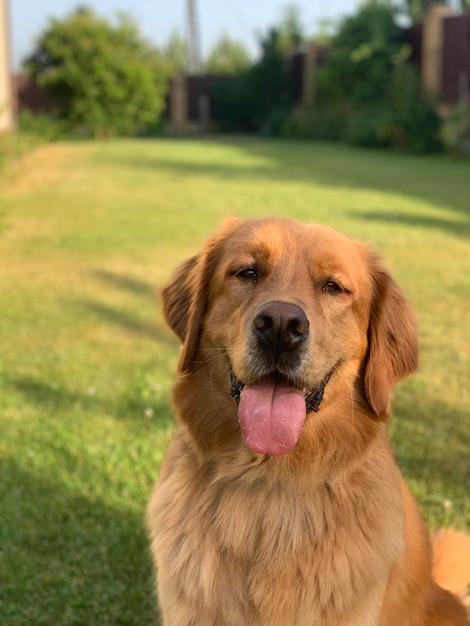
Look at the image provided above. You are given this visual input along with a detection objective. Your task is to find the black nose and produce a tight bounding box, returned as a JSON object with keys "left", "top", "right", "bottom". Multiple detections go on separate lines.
{"left": 253, "top": 301, "right": 309, "bottom": 358}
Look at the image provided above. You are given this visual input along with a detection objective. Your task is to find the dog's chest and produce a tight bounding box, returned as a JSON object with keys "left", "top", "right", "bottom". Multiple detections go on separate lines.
{"left": 150, "top": 450, "right": 404, "bottom": 625}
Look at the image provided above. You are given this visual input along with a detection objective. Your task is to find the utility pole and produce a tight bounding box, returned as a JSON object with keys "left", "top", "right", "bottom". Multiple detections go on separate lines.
{"left": 186, "top": 0, "right": 202, "bottom": 74}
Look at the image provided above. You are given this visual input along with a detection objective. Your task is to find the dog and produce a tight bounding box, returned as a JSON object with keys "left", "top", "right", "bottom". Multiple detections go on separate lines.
{"left": 147, "top": 217, "right": 470, "bottom": 625}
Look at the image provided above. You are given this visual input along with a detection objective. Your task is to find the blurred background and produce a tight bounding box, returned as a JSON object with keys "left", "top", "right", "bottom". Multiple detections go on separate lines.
{"left": 1, "top": 0, "right": 470, "bottom": 149}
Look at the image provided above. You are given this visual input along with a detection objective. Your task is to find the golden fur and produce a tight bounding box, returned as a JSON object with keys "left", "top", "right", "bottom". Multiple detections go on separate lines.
{"left": 147, "top": 218, "right": 469, "bottom": 625}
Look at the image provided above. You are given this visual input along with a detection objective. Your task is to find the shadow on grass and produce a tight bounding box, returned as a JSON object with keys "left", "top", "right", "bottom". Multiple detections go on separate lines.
{"left": 92, "top": 270, "right": 156, "bottom": 299}
{"left": 74, "top": 270, "right": 172, "bottom": 345}
{"left": 78, "top": 299, "right": 165, "bottom": 342}
{"left": 351, "top": 210, "right": 467, "bottom": 239}
{"left": 2, "top": 395, "right": 467, "bottom": 626}
{"left": 12, "top": 364, "right": 466, "bottom": 505}
{"left": 105, "top": 137, "right": 469, "bottom": 237}
{"left": 13, "top": 375, "right": 93, "bottom": 410}
{"left": 11, "top": 375, "right": 175, "bottom": 427}
{"left": 14, "top": 375, "right": 465, "bottom": 524}
{"left": 1, "top": 460, "right": 161, "bottom": 626}
{"left": 390, "top": 392, "right": 470, "bottom": 526}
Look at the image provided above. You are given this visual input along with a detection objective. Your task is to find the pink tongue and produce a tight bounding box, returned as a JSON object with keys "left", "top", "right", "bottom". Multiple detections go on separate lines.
{"left": 238, "top": 378, "right": 306, "bottom": 456}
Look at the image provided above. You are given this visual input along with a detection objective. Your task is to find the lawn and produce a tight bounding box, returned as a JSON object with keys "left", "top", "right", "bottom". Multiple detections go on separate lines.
{"left": 0, "top": 137, "right": 468, "bottom": 625}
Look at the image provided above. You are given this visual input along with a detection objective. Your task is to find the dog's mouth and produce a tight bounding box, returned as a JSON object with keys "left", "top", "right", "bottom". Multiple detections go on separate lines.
{"left": 230, "top": 370, "right": 332, "bottom": 456}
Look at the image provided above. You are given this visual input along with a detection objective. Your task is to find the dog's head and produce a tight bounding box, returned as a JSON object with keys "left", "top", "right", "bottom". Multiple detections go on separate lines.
{"left": 162, "top": 218, "right": 418, "bottom": 455}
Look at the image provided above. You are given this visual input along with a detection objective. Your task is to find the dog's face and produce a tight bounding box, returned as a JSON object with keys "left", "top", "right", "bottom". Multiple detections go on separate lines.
{"left": 163, "top": 218, "right": 418, "bottom": 456}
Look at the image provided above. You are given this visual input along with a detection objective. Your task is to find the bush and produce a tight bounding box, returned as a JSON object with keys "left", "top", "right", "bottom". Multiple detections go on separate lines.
{"left": 345, "top": 103, "right": 441, "bottom": 154}
{"left": 346, "top": 107, "right": 393, "bottom": 148}
{"left": 205, "top": 35, "right": 251, "bottom": 75}
{"left": 0, "top": 132, "right": 41, "bottom": 171}
{"left": 312, "top": 3, "right": 442, "bottom": 153}
{"left": 260, "top": 107, "right": 290, "bottom": 137}
{"left": 282, "top": 107, "right": 346, "bottom": 141}
{"left": 440, "top": 105, "right": 470, "bottom": 155}
{"left": 385, "top": 63, "right": 442, "bottom": 153}
{"left": 24, "top": 6, "right": 169, "bottom": 138}
{"left": 18, "top": 109, "right": 69, "bottom": 142}
{"left": 315, "top": 3, "right": 403, "bottom": 109}
{"left": 211, "top": 73, "right": 259, "bottom": 132}
{"left": 211, "top": 29, "right": 292, "bottom": 134}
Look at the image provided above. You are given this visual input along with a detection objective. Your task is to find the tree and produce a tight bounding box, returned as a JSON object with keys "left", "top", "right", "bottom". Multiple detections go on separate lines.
{"left": 25, "top": 6, "right": 169, "bottom": 137}
{"left": 252, "top": 29, "right": 291, "bottom": 128}
{"left": 316, "top": 2, "right": 403, "bottom": 107}
{"left": 205, "top": 33, "right": 251, "bottom": 75}
{"left": 403, "top": 0, "right": 427, "bottom": 22}
{"left": 313, "top": 17, "right": 336, "bottom": 46}
{"left": 311, "top": 2, "right": 442, "bottom": 151}
{"left": 399, "top": 0, "right": 464, "bottom": 24}
{"left": 277, "top": 3, "right": 306, "bottom": 51}
{"left": 210, "top": 28, "right": 291, "bottom": 133}
{"left": 162, "top": 29, "right": 187, "bottom": 75}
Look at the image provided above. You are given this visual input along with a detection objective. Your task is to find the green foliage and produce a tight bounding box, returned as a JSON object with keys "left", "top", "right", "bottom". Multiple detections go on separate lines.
{"left": 205, "top": 33, "right": 251, "bottom": 75}
{"left": 24, "top": 6, "right": 169, "bottom": 137}
{"left": 277, "top": 3, "right": 306, "bottom": 51}
{"left": 210, "top": 3, "right": 310, "bottom": 133}
{"left": 385, "top": 62, "right": 442, "bottom": 152}
{"left": 342, "top": 63, "right": 442, "bottom": 152}
{"left": 209, "top": 2, "right": 442, "bottom": 153}
{"left": 281, "top": 106, "right": 346, "bottom": 140}
{"left": 162, "top": 29, "right": 187, "bottom": 75}
{"left": 441, "top": 103, "right": 470, "bottom": 154}
{"left": 312, "top": 18, "right": 337, "bottom": 46}
{"left": 401, "top": 0, "right": 454, "bottom": 23}
{"left": 289, "top": 3, "right": 443, "bottom": 153}
{"left": 210, "top": 73, "right": 257, "bottom": 132}
{"left": 316, "top": 3, "right": 403, "bottom": 107}
{"left": 252, "top": 30, "right": 291, "bottom": 130}
{"left": 211, "top": 29, "right": 291, "bottom": 134}
{"left": 18, "top": 109, "right": 69, "bottom": 142}
{"left": 402, "top": 0, "right": 427, "bottom": 23}
{"left": 0, "top": 132, "right": 42, "bottom": 173}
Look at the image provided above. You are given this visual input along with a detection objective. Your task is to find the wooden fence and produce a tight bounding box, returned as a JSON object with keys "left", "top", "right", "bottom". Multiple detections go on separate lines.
{"left": 441, "top": 13, "right": 470, "bottom": 105}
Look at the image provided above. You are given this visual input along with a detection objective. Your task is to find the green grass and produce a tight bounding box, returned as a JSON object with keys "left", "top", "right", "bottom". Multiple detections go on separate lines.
{"left": 0, "top": 136, "right": 468, "bottom": 625}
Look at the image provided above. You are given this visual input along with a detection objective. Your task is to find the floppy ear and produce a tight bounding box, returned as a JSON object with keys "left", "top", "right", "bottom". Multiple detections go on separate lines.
{"left": 364, "top": 255, "right": 419, "bottom": 417}
{"left": 162, "top": 255, "right": 199, "bottom": 340}
{"left": 161, "top": 251, "right": 213, "bottom": 372}
{"left": 161, "top": 218, "right": 242, "bottom": 372}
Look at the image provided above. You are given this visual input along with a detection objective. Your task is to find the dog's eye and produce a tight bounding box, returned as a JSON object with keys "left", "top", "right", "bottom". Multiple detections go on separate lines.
{"left": 237, "top": 268, "right": 258, "bottom": 282}
{"left": 322, "top": 280, "right": 343, "bottom": 294}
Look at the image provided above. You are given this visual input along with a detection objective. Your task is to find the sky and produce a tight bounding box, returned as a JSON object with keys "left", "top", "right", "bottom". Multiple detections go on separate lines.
{"left": 9, "top": 0, "right": 359, "bottom": 71}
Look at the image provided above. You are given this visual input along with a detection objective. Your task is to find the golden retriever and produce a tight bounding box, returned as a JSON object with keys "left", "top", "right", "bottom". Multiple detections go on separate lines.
{"left": 147, "top": 217, "right": 470, "bottom": 626}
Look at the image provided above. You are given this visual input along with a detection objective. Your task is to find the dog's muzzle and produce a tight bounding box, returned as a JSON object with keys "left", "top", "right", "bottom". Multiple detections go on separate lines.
{"left": 229, "top": 300, "right": 333, "bottom": 414}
